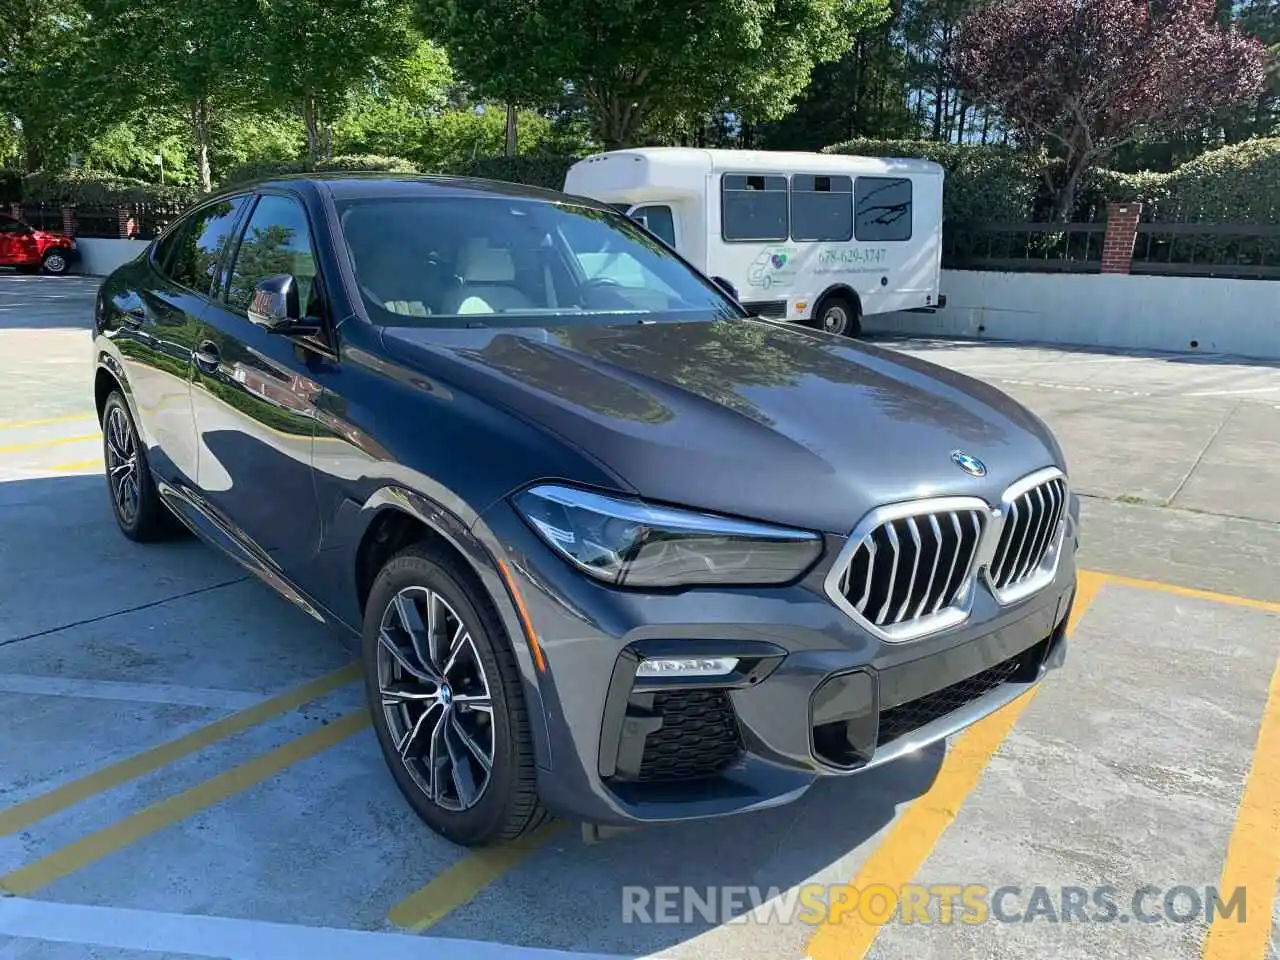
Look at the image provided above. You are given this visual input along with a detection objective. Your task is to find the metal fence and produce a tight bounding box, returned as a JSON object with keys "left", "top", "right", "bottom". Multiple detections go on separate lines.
{"left": 943, "top": 221, "right": 1280, "bottom": 280}
{"left": 13, "top": 202, "right": 186, "bottom": 240}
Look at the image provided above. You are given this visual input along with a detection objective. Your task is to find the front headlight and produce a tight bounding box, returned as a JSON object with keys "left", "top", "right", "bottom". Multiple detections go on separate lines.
{"left": 511, "top": 483, "right": 823, "bottom": 588}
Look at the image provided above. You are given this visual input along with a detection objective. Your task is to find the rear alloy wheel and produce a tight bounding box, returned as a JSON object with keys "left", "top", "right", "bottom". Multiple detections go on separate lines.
{"left": 811, "top": 295, "right": 861, "bottom": 338}
{"left": 101, "top": 390, "right": 174, "bottom": 542}
{"left": 41, "top": 250, "right": 70, "bottom": 275}
{"left": 363, "top": 545, "right": 549, "bottom": 846}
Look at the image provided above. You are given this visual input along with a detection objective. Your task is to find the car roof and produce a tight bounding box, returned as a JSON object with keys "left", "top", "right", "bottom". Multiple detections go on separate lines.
{"left": 215, "top": 171, "right": 608, "bottom": 210}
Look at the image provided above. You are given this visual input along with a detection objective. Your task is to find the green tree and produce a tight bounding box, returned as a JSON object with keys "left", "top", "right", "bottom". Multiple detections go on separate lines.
{"left": 423, "top": 0, "right": 891, "bottom": 150}
{"left": 83, "top": 0, "right": 266, "bottom": 191}
{"left": 0, "top": 0, "right": 102, "bottom": 171}
{"left": 255, "top": 0, "right": 420, "bottom": 163}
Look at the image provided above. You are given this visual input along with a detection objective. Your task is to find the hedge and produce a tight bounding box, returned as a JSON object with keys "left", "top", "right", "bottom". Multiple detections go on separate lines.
{"left": 20, "top": 169, "right": 198, "bottom": 206}
{"left": 219, "top": 153, "right": 421, "bottom": 188}
{"left": 0, "top": 169, "right": 21, "bottom": 204}
{"left": 452, "top": 155, "right": 578, "bottom": 191}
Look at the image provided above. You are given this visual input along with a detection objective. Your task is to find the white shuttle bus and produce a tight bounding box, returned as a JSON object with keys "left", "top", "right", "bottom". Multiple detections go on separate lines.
{"left": 563, "top": 147, "right": 945, "bottom": 337}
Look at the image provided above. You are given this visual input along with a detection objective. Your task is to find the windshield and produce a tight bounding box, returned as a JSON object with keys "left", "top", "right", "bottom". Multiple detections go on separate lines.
{"left": 335, "top": 195, "right": 741, "bottom": 327}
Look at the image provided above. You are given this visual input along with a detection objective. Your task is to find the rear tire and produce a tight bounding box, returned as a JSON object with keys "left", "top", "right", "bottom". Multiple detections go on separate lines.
{"left": 101, "top": 390, "right": 176, "bottom": 542}
{"left": 810, "top": 294, "right": 861, "bottom": 338}
{"left": 362, "top": 543, "right": 550, "bottom": 846}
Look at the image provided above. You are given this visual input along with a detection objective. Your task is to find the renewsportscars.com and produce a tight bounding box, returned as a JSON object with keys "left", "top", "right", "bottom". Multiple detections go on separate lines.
{"left": 621, "top": 883, "right": 1249, "bottom": 926}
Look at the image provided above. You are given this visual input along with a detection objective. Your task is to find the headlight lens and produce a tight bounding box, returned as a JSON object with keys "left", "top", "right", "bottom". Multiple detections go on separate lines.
{"left": 511, "top": 484, "right": 823, "bottom": 587}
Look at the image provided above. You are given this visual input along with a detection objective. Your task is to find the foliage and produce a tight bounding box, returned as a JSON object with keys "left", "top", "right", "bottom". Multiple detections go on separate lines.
{"left": 952, "top": 0, "right": 1267, "bottom": 218}
{"left": 458, "top": 155, "right": 579, "bottom": 190}
{"left": 254, "top": 0, "right": 421, "bottom": 161}
{"left": 82, "top": 0, "right": 268, "bottom": 191}
{"left": 220, "top": 153, "right": 421, "bottom": 187}
{"left": 21, "top": 168, "right": 198, "bottom": 205}
{"left": 759, "top": 22, "right": 920, "bottom": 149}
{"left": 422, "top": 0, "right": 892, "bottom": 149}
{"left": 0, "top": 167, "right": 21, "bottom": 202}
{"left": 823, "top": 137, "right": 1040, "bottom": 225}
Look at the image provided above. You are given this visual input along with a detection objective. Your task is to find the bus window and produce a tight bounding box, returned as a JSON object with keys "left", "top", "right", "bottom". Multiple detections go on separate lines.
{"left": 631, "top": 205, "right": 677, "bottom": 249}
{"left": 721, "top": 173, "right": 788, "bottom": 242}
{"left": 790, "top": 174, "right": 853, "bottom": 242}
{"left": 855, "top": 177, "right": 913, "bottom": 242}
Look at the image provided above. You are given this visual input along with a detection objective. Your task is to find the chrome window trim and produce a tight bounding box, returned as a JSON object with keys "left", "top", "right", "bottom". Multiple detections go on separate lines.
{"left": 824, "top": 466, "right": 1072, "bottom": 642}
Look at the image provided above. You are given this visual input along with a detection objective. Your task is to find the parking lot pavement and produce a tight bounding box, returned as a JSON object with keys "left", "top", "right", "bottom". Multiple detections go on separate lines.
{"left": 1, "top": 276, "right": 1277, "bottom": 960}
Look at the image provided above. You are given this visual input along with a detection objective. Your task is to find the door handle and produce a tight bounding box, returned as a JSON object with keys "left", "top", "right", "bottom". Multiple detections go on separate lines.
{"left": 193, "top": 340, "right": 221, "bottom": 371}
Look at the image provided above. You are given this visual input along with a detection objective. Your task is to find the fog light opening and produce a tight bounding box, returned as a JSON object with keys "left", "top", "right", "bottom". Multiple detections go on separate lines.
{"left": 635, "top": 656, "right": 739, "bottom": 678}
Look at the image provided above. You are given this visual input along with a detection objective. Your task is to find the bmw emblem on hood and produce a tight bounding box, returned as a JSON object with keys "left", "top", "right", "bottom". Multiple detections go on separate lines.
{"left": 951, "top": 451, "right": 987, "bottom": 478}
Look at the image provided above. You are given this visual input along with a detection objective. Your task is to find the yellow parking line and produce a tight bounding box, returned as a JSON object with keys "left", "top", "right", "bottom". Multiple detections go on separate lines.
{"left": 1201, "top": 654, "right": 1280, "bottom": 960}
{"left": 46, "top": 457, "right": 103, "bottom": 473}
{"left": 804, "top": 570, "right": 1106, "bottom": 960}
{"left": 1096, "top": 571, "right": 1280, "bottom": 614}
{"left": 0, "top": 710, "right": 370, "bottom": 895}
{"left": 0, "top": 664, "right": 359, "bottom": 836}
{"left": 0, "top": 433, "right": 99, "bottom": 455}
{"left": 387, "top": 821, "right": 569, "bottom": 931}
{"left": 0, "top": 413, "right": 96, "bottom": 431}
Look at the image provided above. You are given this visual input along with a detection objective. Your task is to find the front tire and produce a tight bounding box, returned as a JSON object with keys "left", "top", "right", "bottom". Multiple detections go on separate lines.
{"left": 101, "top": 390, "right": 175, "bottom": 542}
{"left": 362, "top": 543, "right": 550, "bottom": 846}
{"left": 41, "top": 249, "right": 70, "bottom": 275}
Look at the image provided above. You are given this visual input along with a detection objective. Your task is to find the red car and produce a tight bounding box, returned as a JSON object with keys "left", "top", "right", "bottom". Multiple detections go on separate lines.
{"left": 0, "top": 213, "right": 79, "bottom": 274}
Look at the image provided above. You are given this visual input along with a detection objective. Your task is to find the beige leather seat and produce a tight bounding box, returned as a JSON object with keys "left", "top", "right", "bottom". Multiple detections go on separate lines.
{"left": 439, "top": 239, "right": 535, "bottom": 315}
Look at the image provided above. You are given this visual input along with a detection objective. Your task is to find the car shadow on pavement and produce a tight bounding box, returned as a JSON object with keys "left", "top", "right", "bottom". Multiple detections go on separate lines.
{"left": 431, "top": 743, "right": 947, "bottom": 955}
{"left": 0, "top": 274, "right": 100, "bottom": 330}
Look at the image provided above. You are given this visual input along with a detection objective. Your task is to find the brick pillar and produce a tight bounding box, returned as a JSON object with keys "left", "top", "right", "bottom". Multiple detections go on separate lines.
{"left": 116, "top": 205, "right": 136, "bottom": 239}
{"left": 1100, "top": 202, "right": 1142, "bottom": 275}
{"left": 61, "top": 204, "right": 76, "bottom": 237}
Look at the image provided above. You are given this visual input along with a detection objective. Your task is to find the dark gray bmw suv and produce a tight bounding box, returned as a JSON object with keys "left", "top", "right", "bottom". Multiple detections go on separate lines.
{"left": 91, "top": 173, "right": 1079, "bottom": 846}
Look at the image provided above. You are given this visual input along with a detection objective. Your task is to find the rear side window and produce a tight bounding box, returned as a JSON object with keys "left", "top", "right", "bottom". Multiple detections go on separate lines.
{"left": 631, "top": 205, "right": 676, "bottom": 248}
{"left": 721, "top": 173, "right": 788, "bottom": 242}
{"left": 855, "top": 177, "right": 912, "bottom": 242}
{"left": 790, "top": 174, "right": 853, "bottom": 242}
{"left": 166, "top": 198, "right": 249, "bottom": 292}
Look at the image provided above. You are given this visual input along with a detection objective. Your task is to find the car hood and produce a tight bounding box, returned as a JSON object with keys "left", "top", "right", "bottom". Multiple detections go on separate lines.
{"left": 379, "top": 318, "right": 1066, "bottom": 534}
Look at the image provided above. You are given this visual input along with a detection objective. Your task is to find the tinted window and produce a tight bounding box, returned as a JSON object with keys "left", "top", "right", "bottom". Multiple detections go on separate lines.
{"left": 632, "top": 205, "right": 676, "bottom": 248}
{"left": 721, "top": 173, "right": 788, "bottom": 242}
{"left": 790, "top": 174, "right": 853, "bottom": 242}
{"left": 167, "top": 198, "right": 248, "bottom": 292}
{"left": 335, "top": 196, "right": 736, "bottom": 327}
{"left": 226, "top": 195, "right": 319, "bottom": 313}
{"left": 0, "top": 215, "right": 26, "bottom": 234}
{"left": 855, "top": 177, "right": 912, "bottom": 242}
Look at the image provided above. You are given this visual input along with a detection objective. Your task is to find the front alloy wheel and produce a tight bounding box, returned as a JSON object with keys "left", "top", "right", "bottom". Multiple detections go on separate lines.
{"left": 100, "top": 390, "right": 174, "bottom": 542}
{"left": 362, "top": 544, "right": 549, "bottom": 846}
{"left": 377, "top": 586, "right": 495, "bottom": 812}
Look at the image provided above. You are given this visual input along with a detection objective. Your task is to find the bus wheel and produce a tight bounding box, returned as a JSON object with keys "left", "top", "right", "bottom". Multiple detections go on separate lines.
{"left": 811, "top": 295, "right": 860, "bottom": 338}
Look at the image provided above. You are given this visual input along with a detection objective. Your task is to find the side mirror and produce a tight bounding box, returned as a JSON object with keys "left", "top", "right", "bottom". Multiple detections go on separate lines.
{"left": 710, "top": 276, "right": 739, "bottom": 301}
{"left": 247, "top": 274, "right": 311, "bottom": 333}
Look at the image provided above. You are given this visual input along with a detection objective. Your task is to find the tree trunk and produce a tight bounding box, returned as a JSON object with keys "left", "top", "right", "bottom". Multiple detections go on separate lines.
{"left": 21, "top": 128, "right": 44, "bottom": 174}
{"left": 1052, "top": 157, "right": 1088, "bottom": 222}
{"left": 504, "top": 103, "right": 518, "bottom": 157}
{"left": 304, "top": 95, "right": 321, "bottom": 165}
{"left": 190, "top": 99, "right": 212, "bottom": 194}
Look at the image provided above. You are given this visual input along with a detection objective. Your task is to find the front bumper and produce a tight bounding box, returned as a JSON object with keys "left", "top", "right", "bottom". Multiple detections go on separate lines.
{"left": 482, "top": 497, "right": 1079, "bottom": 827}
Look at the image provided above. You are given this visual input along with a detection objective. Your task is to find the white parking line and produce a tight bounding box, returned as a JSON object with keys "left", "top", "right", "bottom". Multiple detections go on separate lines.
{"left": 0, "top": 674, "right": 268, "bottom": 710}
{"left": 0, "top": 898, "right": 639, "bottom": 960}
{"left": 1184, "top": 385, "right": 1280, "bottom": 397}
